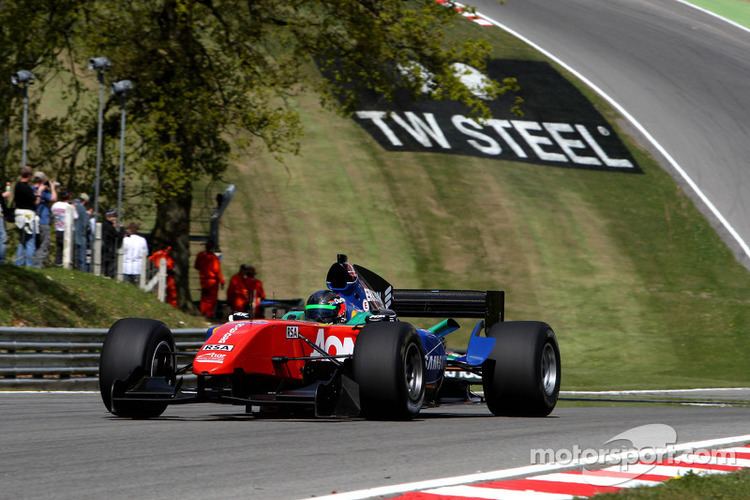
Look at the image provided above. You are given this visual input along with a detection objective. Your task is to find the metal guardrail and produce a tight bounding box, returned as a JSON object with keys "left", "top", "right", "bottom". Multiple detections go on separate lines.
{"left": 0, "top": 327, "right": 207, "bottom": 390}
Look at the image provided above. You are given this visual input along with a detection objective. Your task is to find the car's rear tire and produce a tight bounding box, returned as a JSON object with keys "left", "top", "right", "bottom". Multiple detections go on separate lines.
{"left": 353, "top": 322, "right": 425, "bottom": 420}
{"left": 482, "top": 321, "right": 560, "bottom": 417}
{"left": 99, "top": 318, "right": 175, "bottom": 418}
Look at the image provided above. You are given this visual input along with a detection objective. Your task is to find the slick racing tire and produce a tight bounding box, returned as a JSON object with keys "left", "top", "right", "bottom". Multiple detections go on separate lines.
{"left": 353, "top": 322, "right": 426, "bottom": 420}
{"left": 99, "top": 318, "right": 175, "bottom": 418}
{"left": 482, "top": 321, "right": 560, "bottom": 417}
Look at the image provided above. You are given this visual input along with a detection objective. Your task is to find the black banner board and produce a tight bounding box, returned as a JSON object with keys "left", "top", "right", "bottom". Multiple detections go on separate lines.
{"left": 352, "top": 60, "right": 640, "bottom": 172}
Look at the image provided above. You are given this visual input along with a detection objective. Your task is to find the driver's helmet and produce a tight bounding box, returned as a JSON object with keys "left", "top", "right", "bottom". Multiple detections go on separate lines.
{"left": 304, "top": 290, "right": 348, "bottom": 324}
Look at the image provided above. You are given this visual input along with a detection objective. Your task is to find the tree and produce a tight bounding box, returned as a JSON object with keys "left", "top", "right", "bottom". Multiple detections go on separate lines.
{"left": 69, "top": 0, "right": 499, "bottom": 310}
{"left": 0, "top": 1, "right": 78, "bottom": 180}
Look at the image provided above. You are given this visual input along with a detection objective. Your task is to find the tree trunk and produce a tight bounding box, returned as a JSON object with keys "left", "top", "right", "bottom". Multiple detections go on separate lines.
{"left": 0, "top": 119, "right": 10, "bottom": 181}
{"left": 151, "top": 187, "right": 195, "bottom": 312}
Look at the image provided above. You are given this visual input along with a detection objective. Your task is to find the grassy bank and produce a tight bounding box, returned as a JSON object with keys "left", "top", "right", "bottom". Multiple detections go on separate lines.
{"left": 218, "top": 14, "right": 750, "bottom": 390}
{"left": 594, "top": 469, "right": 750, "bottom": 499}
{"left": 685, "top": 0, "right": 750, "bottom": 28}
{"left": 0, "top": 265, "right": 207, "bottom": 328}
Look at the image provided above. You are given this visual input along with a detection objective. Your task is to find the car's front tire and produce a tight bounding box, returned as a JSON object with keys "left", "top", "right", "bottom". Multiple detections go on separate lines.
{"left": 482, "top": 321, "right": 560, "bottom": 417}
{"left": 99, "top": 318, "right": 175, "bottom": 418}
{"left": 353, "top": 321, "right": 425, "bottom": 420}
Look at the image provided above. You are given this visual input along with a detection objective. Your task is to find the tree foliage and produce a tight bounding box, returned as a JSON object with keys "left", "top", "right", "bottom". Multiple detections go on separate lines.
{"left": 0, "top": 0, "right": 78, "bottom": 180}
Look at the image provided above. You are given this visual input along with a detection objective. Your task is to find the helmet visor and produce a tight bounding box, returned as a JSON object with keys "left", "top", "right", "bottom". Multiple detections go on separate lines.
{"left": 305, "top": 304, "right": 339, "bottom": 323}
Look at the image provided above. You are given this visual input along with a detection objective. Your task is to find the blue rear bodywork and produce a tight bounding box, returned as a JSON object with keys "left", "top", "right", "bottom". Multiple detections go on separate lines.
{"left": 328, "top": 257, "right": 496, "bottom": 390}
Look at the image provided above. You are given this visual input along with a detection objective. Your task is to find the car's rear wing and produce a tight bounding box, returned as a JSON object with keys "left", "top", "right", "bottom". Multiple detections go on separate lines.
{"left": 351, "top": 262, "right": 504, "bottom": 330}
{"left": 390, "top": 289, "right": 504, "bottom": 330}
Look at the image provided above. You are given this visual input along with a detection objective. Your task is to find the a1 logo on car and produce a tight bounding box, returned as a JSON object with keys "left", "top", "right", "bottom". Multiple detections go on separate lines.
{"left": 286, "top": 326, "right": 300, "bottom": 339}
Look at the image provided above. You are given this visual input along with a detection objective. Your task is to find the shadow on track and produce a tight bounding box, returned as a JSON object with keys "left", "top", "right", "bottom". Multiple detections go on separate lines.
{"left": 104, "top": 406, "right": 563, "bottom": 422}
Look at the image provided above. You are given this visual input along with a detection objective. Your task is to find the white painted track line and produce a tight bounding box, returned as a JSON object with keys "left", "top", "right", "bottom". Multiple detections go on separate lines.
{"left": 0, "top": 390, "right": 97, "bottom": 394}
{"left": 561, "top": 387, "right": 750, "bottom": 395}
{"left": 671, "top": 0, "right": 750, "bottom": 35}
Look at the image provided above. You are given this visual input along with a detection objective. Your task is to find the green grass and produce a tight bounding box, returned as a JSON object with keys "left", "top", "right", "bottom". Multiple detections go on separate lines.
{"left": 218, "top": 14, "right": 750, "bottom": 390}
{"left": 7, "top": 8, "right": 750, "bottom": 391}
{"left": 685, "top": 0, "right": 750, "bottom": 28}
{"left": 593, "top": 469, "right": 750, "bottom": 499}
{"left": 0, "top": 265, "right": 208, "bottom": 328}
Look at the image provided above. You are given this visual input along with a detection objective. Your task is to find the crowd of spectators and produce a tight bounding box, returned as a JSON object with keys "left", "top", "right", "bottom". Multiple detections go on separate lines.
{"left": 0, "top": 165, "right": 130, "bottom": 272}
{"left": 2, "top": 165, "right": 264, "bottom": 318}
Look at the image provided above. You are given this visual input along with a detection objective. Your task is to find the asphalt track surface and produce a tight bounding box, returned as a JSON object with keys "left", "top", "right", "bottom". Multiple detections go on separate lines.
{"left": 472, "top": 0, "right": 750, "bottom": 266}
{"left": 1, "top": 393, "right": 749, "bottom": 499}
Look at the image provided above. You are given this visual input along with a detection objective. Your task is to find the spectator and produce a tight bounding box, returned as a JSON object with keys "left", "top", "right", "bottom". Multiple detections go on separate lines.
{"left": 148, "top": 245, "right": 177, "bottom": 308}
{"left": 87, "top": 206, "right": 96, "bottom": 269}
{"left": 245, "top": 265, "right": 266, "bottom": 318}
{"left": 87, "top": 206, "right": 96, "bottom": 240}
{"left": 73, "top": 193, "right": 89, "bottom": 271}
{"left": 50, "top": 191, "right": 75, "bottom": 266}
{"left": 121, "top": 222, "right": 148, "bottom": 284}
{"left": 226, "top": 264, "right": 265, "bottom": 317}
{"left": 13, "top": 166, "right": 37, "bottom": 267}
{"left": 32, "top": 172, "right": 57, "bottom": 268}
{"left": 0, "top": 179, "right": 11, "bottom": 264}
{"left": 194, "top": 240, "right": 224, "bottom": 319}
{"left": 101, "top": 210, "right": 122, "bottom": 278}
{"left": 227, "top": 264, "right": 252, "bottom": 313}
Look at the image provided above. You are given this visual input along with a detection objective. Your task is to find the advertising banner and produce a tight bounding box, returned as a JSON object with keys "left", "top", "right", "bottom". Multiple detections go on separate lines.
{"left": 352, "top": 60, "right": 640, "bottom": 172}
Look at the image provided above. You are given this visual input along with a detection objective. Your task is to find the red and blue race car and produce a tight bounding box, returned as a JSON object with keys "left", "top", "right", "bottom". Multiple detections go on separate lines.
{"left": 99, "top": 255, "right": 561, "bottom": 419}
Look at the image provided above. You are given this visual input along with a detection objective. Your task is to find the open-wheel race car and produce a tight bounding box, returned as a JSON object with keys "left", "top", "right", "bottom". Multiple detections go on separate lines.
{"left": 99, "top": 255, "right": 561, "bottom": 419}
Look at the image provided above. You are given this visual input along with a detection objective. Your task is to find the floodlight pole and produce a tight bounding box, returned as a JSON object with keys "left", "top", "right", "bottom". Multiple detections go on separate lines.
{"left": 93, "top": 69, "right": 106, "bottom": 219}
{"left": 20, "top": 84, "right": 29, "bottom": 168}
{"left": 11, "top": 70, "right": 34, "bottom": 167}
{"left": 116, "top": 93, "right": 127, "bottom": 221}
{"left": 112, "top": 79, "right": 133, "bottom": 220}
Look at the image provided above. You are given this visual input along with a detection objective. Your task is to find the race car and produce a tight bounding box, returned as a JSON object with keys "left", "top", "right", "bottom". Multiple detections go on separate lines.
{"left": 99, "top": 255, "right": 561, "bottom": 419}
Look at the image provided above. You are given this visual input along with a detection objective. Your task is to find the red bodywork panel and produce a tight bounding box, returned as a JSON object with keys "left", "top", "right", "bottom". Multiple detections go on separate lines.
{"left": 192, "top": 320, "right": 360, "bottom": 379}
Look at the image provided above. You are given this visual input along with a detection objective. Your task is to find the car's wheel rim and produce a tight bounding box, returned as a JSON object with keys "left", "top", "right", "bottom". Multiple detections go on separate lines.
{"left": 151, "top": 340, "right": 173, "bottom": 378}
{"left": 541, "top": 342, "right": 558, "bottom": 396}
{"left": 404, "top": 343, "right": 424, "bottom": 402}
